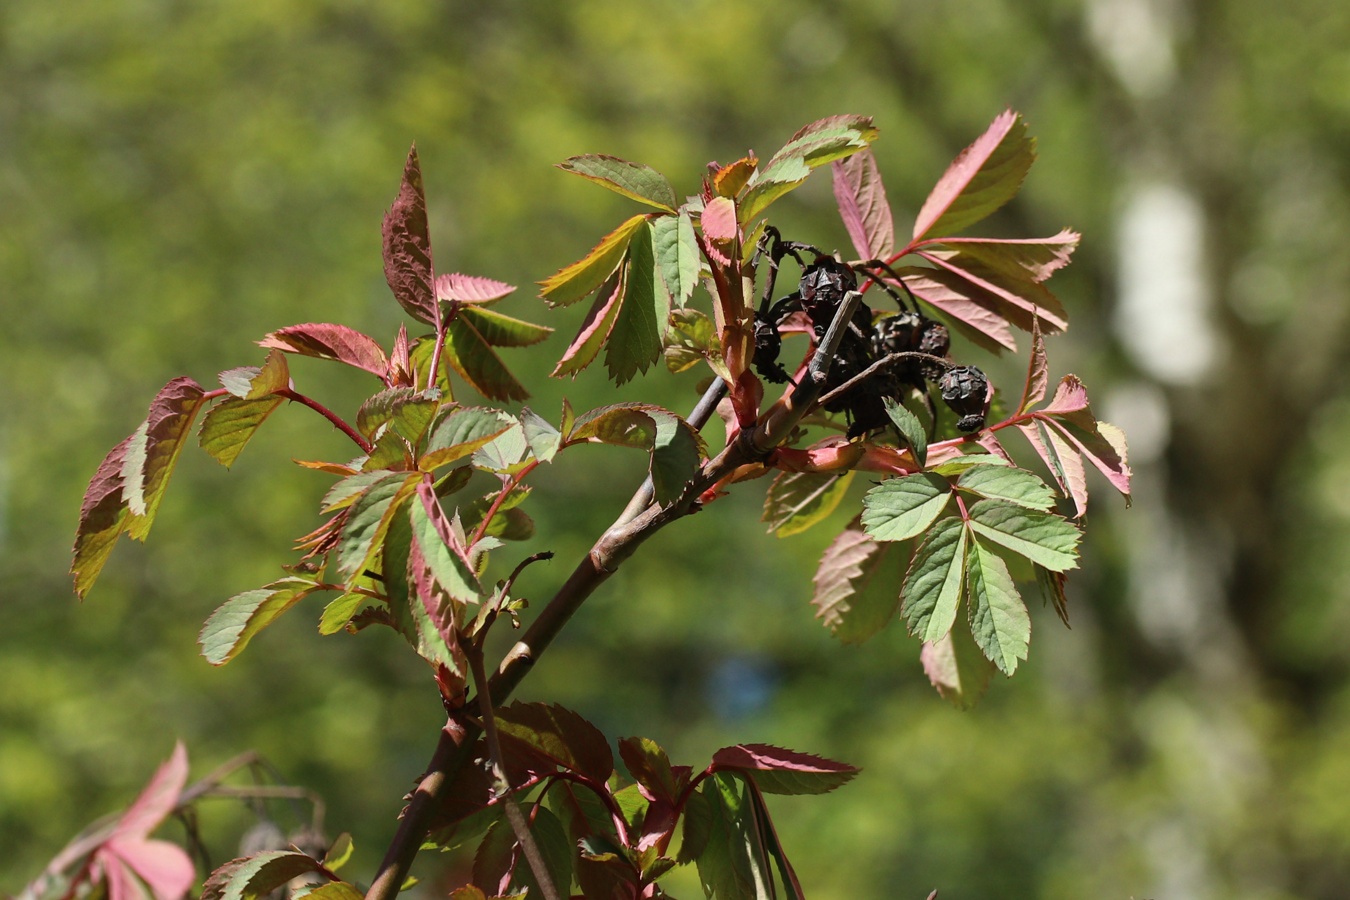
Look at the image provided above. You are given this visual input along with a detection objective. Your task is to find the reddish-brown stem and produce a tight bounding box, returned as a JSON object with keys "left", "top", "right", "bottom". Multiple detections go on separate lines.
{"left": 470, "top": 459, "right": 541, "bottom": 548}
{"left": 278, "top": 388, "right": 373, "bottom": 454}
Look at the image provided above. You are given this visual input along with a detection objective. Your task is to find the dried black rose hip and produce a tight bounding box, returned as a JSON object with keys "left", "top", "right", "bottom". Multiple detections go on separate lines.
{"left": 939, "top": 365, "right": 989, "bottom": 432}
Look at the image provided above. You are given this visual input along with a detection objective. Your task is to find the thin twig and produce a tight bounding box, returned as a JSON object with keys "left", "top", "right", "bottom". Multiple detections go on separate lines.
{"left": 815, "top": 351, "right": 953, "bottom": 409}
{"left": 279, "top": 389, "right": 373, "bottom": 454}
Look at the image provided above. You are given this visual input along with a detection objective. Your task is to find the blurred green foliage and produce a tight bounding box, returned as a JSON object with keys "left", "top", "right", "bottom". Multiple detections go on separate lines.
{"left": 4, "top": 0, "right": 1350, "bottom": 897}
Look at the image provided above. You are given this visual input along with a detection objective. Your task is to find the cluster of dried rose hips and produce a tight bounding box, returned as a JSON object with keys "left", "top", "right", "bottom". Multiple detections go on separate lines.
{"left": 750, "top": 232, "right": 989, "bottom": 440}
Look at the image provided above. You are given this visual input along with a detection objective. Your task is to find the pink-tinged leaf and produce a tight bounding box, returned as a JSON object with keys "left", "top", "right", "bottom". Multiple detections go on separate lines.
{"left": 72, "top": 434, "right": 134, "bottom": 598}
{"left": 832, "top": 149, "right": 894, "bottom": 260}
{"left": 913, "top": 109, "right": 1035, "bottom": 240}
{"left": 539, "top": 213, "right": 647, "bottom": 307}
{"left": 763, "top": 470, "right": 856, "bottom": 537}
{"left": 975, "top": 431, "right": 1015, "bottom": 464}
{"left": 114, "top": 742, "right": 188, "bottom": 839}
{"left": 811, "top": 524, "right": 904, "bottom": 644}
{"left": 739, "top": 115, "right": 879, "bottom": 224}
{"left": 701, "top": 196, "right": 739, "bottom": 245}
{"left": 201, "top": 851, "right": 327, "bottom": 900}
{"left": 123, "top": 377, "right": 208, "bottom": 541}
{"left": 259, "top": 323, "right": 389, "bottom": 379}
{"left": 711, "top": 744, "right": 859, "bottom": 795}
{"left": 412, "top": 478, "right": 481, "bottom": 604}
{"left": 458, "top": 307, "right": 553, "bottom": 348}
{"left": 382, "top": 144, "right": 437, "bottom": 325}
{"left": 619, "top": 737, "right": 681, "bottom": 805}
{"left": 1017, "top": 420, "right": 1088, "bottom": 518}
{"left": 443, "top": 313, "right": 529, "bottom": 402}
{"left": 933, "top": 230, "right": 1080, "bottom": 283}
{"left": 435, "top": 272, "right": 517, "bottom": 305}
{"left": 896, "top": 266, "right": 1017, "bottom": 352}
{"left": 496, "top": 702, "right": 615, "bottom": 784}
{"left": 1047, "top": 416, "right": 1132, "bottom": 504}
{"left": 920, "top": 616, "right": 993, "bottom": 710}
{"left": 101, "top": 838, "right": 194, "bottom": 900}
{"left": 917, "top": 249, "right": 1068, "bottom": 333}
{"left": 1017, "top": 319, "right": 1049, "bottom": 414}
{"left": 551, "top": 270, "right": 625, "bottom": 378}
{"left": 389, "top": 324, "right": 413, "bottom": 387}
{"left": 1041, "top": 374, "right": 1089, "bottom": 414}
{"left": 557, "top": 154, "right": 677, "bottom": 212}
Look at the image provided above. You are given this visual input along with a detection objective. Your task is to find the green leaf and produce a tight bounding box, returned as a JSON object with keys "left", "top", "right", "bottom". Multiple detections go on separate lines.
{"left": 646, "top": 407, "right": 702, "bottom": 505}
{"left": 411, "top": 480, "right": 483, "bottom": 604}
{"left": 120, "top": 377, "right": 208, "bottom": 541}
{"left": 966, "top": 538, "right": 1030, "bottom": 675}
{"left": 739, "top": 115, "right": 879, "bottom": 224}
{"left": 420, "top": 407, "right": 512, "bottom": 470}
{"left": 860, "top": 473, "right": 952, "bottom": 542}
{"left": 322, "top": 470, "right": 394, "bottom": 513}
{"left": 652, "top": 210, "right": 699, "bottom": 308}
{"left": 199, "top": 578, "right": 321, "bottom": 665}
{"left": 966, "top": 499, "right": 1080, "bottom": 572}
{"left": 539, "top": 213, "right": 647, "bottom": 307}
{"left": 678, "top": 790, "right": 712, "bottom": 865}
{"left": 198, "top": 394, "right": 284, "bottom": 468}
{"left": 957, "top": 466, "right": 1056, "bottom": 510}
{"left": 763, "top": 470, "right": 855, "bottom": 537}
{"left": 356, "top": 387, "right": 421, "bottom": 439}
{"left": 513, "top": 806, "right": 574, "bottom": 900}
{"left": 928, "top": 453, "right": 1010, "bottom": 477}
{"left": 322, "top": 834, "right": 354, "bottom": 871}
{"left": 203, "top": 851, "right": 327, "bottom": 900}
{"left": 570, "top": 404, "right": 657, "bottom": 449}
{"left": 696, "top": 773, "right": 774, "bottom": 900}
{"left": 218, "top": 348, "right": 289, "bottom": 400}
{"left": 518, "top": 407, "right": 561, "bottom": 463}
{"left": 557, "top": 154, "right": 677, "bottom": 211}
{"left": 664, "top": 306, "right": 717, "bottom": 374}
{"left": 619, "top": 736, "right": 680, "bottom": 804}
{"left": 551, "top": 270, "right": 626, "bottom": 378}
{"left": 810, "top": 524, "right": 904, "bottom": 644}
{"left": 913, "top": 109, "right": 1035, "bottom": 240}
{"left": 471, "top": 419, "right": 533, "bottom": 474}
{"left": 443, "top": 313, "right": 530, "bottom": 402}
{"left": 318, "top": 590, "right": 369, "bottom": 635}
{"left": 296, "top": 884, "right": 363, "bottom": 900}
{"left": 457, "top": 306, "right": 553, "bottom": 348}
{"left": 605, "top": 221, "right": 670, "bottom": 385}
{"left": 460, "top": 487, "right": 536, "bottom": 542}
{"left": 920, "top": 614, "right": 993, "bottom": 709}
{"left": 883, "top": 398, "right": 927, "bottom": 467}
{"left": 337, "top": 472, "right": 420, "bottom": 580}
{"left": 900, "top": 516, "right": 967, "bottom": 644}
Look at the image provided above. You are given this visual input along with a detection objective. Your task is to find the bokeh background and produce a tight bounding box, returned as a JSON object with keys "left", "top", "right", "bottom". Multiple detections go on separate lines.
{"left": 5, "top": 1, "right": 1350, "bottom": 897}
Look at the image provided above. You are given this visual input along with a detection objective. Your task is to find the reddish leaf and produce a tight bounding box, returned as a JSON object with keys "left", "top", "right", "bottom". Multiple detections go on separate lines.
{"left": 259, "top": 323, "right": 389, "bottom": 378}
{"left": 72, "top": 435, "right": 134, "bottom": 598}
{"left": 810, "top": 524, "right": 904, "bottom": 644}
{"left": 123, "top": 378, "right": 208, "bottom": 541}
{"left": 934, "top": 230, "right": 1080, "bottom": 283}
{"left": 495, "top": 702, "right": 615, "bottom": 784}
{"left": 551, "top": 270, "right": 625, "bottom": 378}
{"left": 896, "top": 266, "right": 1017, "bottom": 353}
{"left": 832, "top": 149, "right": 894, "bottom": 260}
{"left": 701, "top": 196, "right": 739, "bottom": 245}
{"left": 711, "top": 744, "right": 859, "bottom": 795}
{"left": 382, "top": 144, "right": 437, "bottom": 325}
{"left": 1036, "top": 376, "right": 1132, "bottom": 502}
{"left": 712, "top": 155, "right": 758, "bottom": 198}
{"left": 389, "top": 324, "right": 413, "bottom": 387}
{"left": 913, "top": 109, "right": 1035, "bottom": 240}
{"left": 619, "top": 737, "right": 680, "bottom": 805}
{"left": 1017, "top": 420, "right": 1088, "bottom": 518}
{"left": 920, "top": 616, "right": 993, "bottom": 709}
{"left": 95, "top": 743, "right": 194, "bottom": 900}
{"left": 435, "top": 272, "right": 516, "bottom": 305}
{"left": 917, "top": 248, "right": 1068, "bottom": 333}
{"left": 1017, "top": 319, "right": 1049, "bottom": 414}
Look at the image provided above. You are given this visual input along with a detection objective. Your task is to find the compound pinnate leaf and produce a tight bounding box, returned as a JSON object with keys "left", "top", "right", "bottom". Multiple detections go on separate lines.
{"left": 918, "top": 247, "right": 1068, "bottom": 333}
{"left": 740, "top": 115, "right": 879, "bottom": 224}
{"left": 539, "top": 213, "right": 647, "bottom": 308}
{"left": 496, "top": 702, "right": 615, "bottom": 784}
{"left": 456, "top": 306, "right": 552, "bottom": 348}
{"left": 198, "top": 578, "right": 320, "bottom": 665}
{"left": 937, "top": 230, "right": 1080, "bottom": 285}
{"left": 966, "top": 538, "right": 1030, "bottom": 675}
{"left": 901, "top": 515, "right": 967, "bottom": 644}
{"left": 811, "top": 524, "right": 904, "bottom": 644}
{"left": 913, "top": 109, "right": 1035, "bottom": 240}
{"left": 966, "top": 499, "right": 1081, "bottom": 572}
{"left": 72, "top": 434, "right": 134, "bottom": 598}
{"left": 259, "top": 323, "right": 389, "bottom": 378}
{"left": 122, "top": 377, "right": 208, "bottom": 540}
{"left": 382, "top": 144, "right": 437, "bottom": 325}
{"left": 711, "top": 744, "right": 859, "bottom": 796}
{"left": 557, "top": 154, "right": 677, "bottom": 212}
{"left": 920, "top": 615, "right": 993, "bottom": 710}
{"left": 897, "top": 266, "right": 1018, "bottom": 353}
{"left": 832, "top": 148, "right": 894, "bottom": 260}
{"left": 956, "top": 465, "right": 1056, "bottom": 511}
{"left": 763, "top": 470, "right": 855, "bottom": 538}
{"left": 860, "top": 473, "right": 952, "bottom": 542}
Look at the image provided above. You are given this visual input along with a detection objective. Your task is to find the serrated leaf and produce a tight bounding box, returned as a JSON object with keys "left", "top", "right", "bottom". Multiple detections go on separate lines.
{"left": 420, "top": 407, "right": 512, "bottom": 470}
{"left": 900, "top": 516, "right": 967, "bottom": 644}
{"left": 678, "top": 789, "right": 712, "bottom": 865}
{"left": 471, "top": 419, "right": 532, "bottom": 474}
{"left": 382, "top": 144, "right": 436, "bottom": 325}
{"left": 646, "top": 407, "right": 702, "bottom": 506}
{"left": 514, "top": 806, "right": 573, "bottom": 900}
{"left": 920, "top": 615, "right": 993, "bottom": 709}
{"left": 199, "top": 395, "right": 285, "bottom": 468}
{"left": 322, "top": 470, "right": 394, "bottom": 513}
{"left": 1017, "top": 419, "right": 1088, "bottom": 517}
{"left": 518, "top": 407, "right": 561, "bottom": 463}
{"left": 296, "top": 884, "right": 363, "bottom": 900}
{"left": 606, "top": 221, "right": 669, "bottom": 384}
{"left": 810, "top": 524, "right": 904, "bottom": 644}
{"left": 205, "top": 851, "right": 327, "bottom": 900}
{"left": 435, "top": 272, "right": 516, "bottom": 305}
{"left": 711, "top": 744, "right": 859, "bottom": 795}
{"left": 356, "top": 387, "right": 420, "bottom": 439}
{"left": 917, "top": 247, "right": 1068, "bottom": 333}
{"left": 896, "top": 266, "right": 1018, "bottom": 353}
{"left": 763, "top": 470, "right": 855, "bottom": 538}
{"left": 218, "top": 349, "right": 289, "bottom": 400}
{"left": 966, "top": 499, "right": 1080, "bottom": 572}
{"left": 72, "top": 435, "right": 134, "bottom": 598}
{"left": 740, "top": 115, "right": 879, "bottom": 224}
{"left": 411, "top": 480, "right": 483, "bottom": 604}
{"left": 337, "top": 472, "right": 419, "bottom": 580}
{"left": 966, "top": 538, "right": 1029, "bottom": 675}
{"left": 664, "top": 306, "right": 717, "bottom": 373}
{"left": 551, "top": 269, "right": 625, "bottom": 379}
{"left": 496, "top": 702, "right": 615, "bottom": 783}
{"left": 1036, "top": 563, "right": 1071, "bottom": 627}
{"left": 883, "top": 398, "right": 927, "bottom": 467}
{"left": 123, "top": 377, "right": 208, "bottom": 540}
{"left": 456, "top": 306, "right": 552, "bottom": 348}
{"left": 259, "top": 323, "right": 389, "bottom": 378}
{"left": 1018, "top": 318, "right": 1049, "bottom": 414}
{"left": 460, "top": 487, "right": 535, "bottom": 542}
{"left": 652, "top": 210, "right": 699, "bottom": 309}
{"left": 913, "top": 110, "right": 1035, "bottom": 240}
{"left": 712, "top": 155, "right": 758, "bottom": 197}
{"left": 832, "top": 149, "right": 894, "bottom": 260}
{"left": 957, "top": 466, "right": 1056, "bottom": 510}
{"left": 860, "top": 474, "right": 952, "bottom": 542}
{"left": 570, "top": 404, "right": 658, "bottom": 449}
{"left": 928, "top": 453, "right": 1010, "bottom": 477}
{"left": 696, "top": 773, "right": 774, "bottom": 900}
{"left": 558, "top": 154, "right": 677, "bottom": 211}
{"left": 318, "top": 591, "right": 368, "bottom": 635}
{"left": 936, "top": 230, "right": 1079, "bottom": 283}
{"left": 619, "top": 737, "right": 679, "bottom": 804}
{"left": 198, "top": 579, "right": 321, "bottom": 665}
{"left": 540, "top": 213, "right": 647, "bottom": 307}
{"left": 1037, "top": 380, "right": 1132, "bottom": 502}
{"left": 443, "top": 313, "right": 530, "bottom": 402}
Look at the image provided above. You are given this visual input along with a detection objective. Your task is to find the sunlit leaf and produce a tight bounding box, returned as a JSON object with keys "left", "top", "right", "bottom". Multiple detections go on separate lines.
{"left": 913, "top": 109, "right": 1035, "bottom": 240}
{"left": 72, "top": 435, "right": 134, "bottom": 598}
{"left": 711, "top": 744, "right": 859, "bottom": 795}
{"left": 896, "top": 266, "right": 1017, "bottom": 353}
{"left": 259, "top": 323, "right": 389, "bottom": 378}
{"left": 435, "top": 272, "right": 516, "bottom": 305}
{"left": 518, "top": 407, "right": 561, "bottom": 463}
{"left": 382, "top": 144, "right": 436, "bottom": 325}
{"left": 966, "top": 499, "right": 1080, "bottom": 572}
{"left": 551, "top": 269, "right": 625, "bottom": 379}
{"left": 199, "top": 578, "right": 322, "bottom": 665}
{"left": 318, "top": 591, "right": 369, "bottom": 635}
{"left": 712, "top": 155, "right": 758, "bottom": 198}
{"left": 496, "top": 702, "right": 615, "bottom": 783}
{"left": 900, "top": 515, "right": 967, "bottom": 644}
{"left": 411, "top": 480, "right": 482, "bottom": 604}
{"left": 122, "top": 377, "right": 208, "bottom": 540}
{"left": 956, "top": 465, "right": 1056, "bottom": 510}
{"left": 619, "top": 737, "right": 680, "bottom": 805}
{"left": 203, "top": 850, "right": 327, "bottom": 900}
{"left": 917, "top": 247, "right": 1068, "bottom": 333}
{"left": 935, "top": 229, "right": 1079, "bottom": 283}
{"left": 740, "top": 115, "right": 879, "bottom": 224}
{"left": 860, "top": 473, "right": 952, "bottom": 542}
{"left": 1018, "top": 318, "right": 1049, "bottom": 414}
{"left": 457, "top": 306, "right": 552, "bottom": 348}
{"left": 337, "top": 472, "right": 420, "bottom": 580}
{"left": 539, "top": 213, "right": 647, "bottom": 307}
{"left": 569, "top": 404, "right": 657, "bottom": 449}
{"left": 883, "top": 398, "right": 927, "bottom": 468}
{"left": 606, "top": 221, "right": 669, "bottom": 384}
{"left": 651, "top": 210, "right": 698, "bottom": 308}
{"left": 811, "top": 524, "right": 904, "bottom": 644}
{"left": 832, "top": 149, "right": 894, "bottom": 260}
{"left": 443, "top": 313, "right": 530, "bottom": 402}
{"left": 420, "top": 407, "right": 512, "bottom": 470}
{"left": 763, "top": 470, "right": 855, "bottom": 537}
{"left": 199, "top": 396, "right": 284, "bottom": 469}
{"left": 966, "top": 538, "right": 1029, "bottom": 675}
{"left": 1017, "top": 419, "right": 1088, "bottom": 518}
{"left": 557, "top": 154, "right": 677, "bottom": 211}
